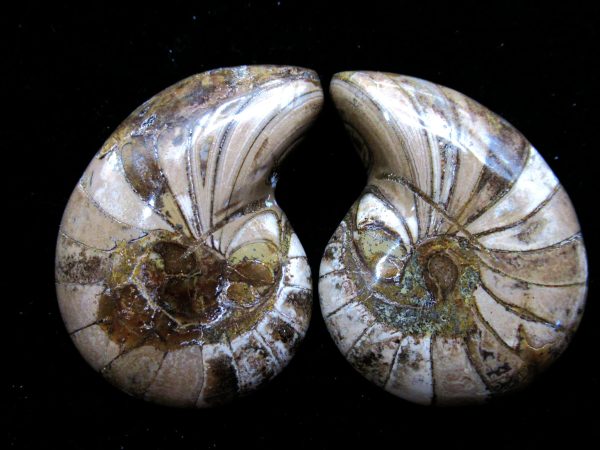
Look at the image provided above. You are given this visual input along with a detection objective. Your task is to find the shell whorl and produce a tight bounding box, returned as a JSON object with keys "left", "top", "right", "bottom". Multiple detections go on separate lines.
{"left": 55, "top": 66, "right": 322, "bottom": 406}
{"left": 320, "top": 71, "right": 587, "bottom": 405}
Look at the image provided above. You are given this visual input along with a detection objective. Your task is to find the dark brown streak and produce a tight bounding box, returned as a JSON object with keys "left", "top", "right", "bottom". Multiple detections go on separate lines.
{"left": 433, "top": 87, "right": 464, "bottom": 234}
{"left": 278, "top": 215, "right": 291, "bottom": 259}
{"left": 325, "top": 288, "right": 370, "bottom": 319}
{"left": 479, "top": 283, "right": 558, "bottom": 329}
{"left": 432, "top": 86, "right": 486, "bottom": 233}
{"left": 216, "top": 208, "right": 266, "bottom": 255}
{"left": 463, "top": 336, "right": 493, "bottom": 392}
{"left": 225, "top": 89, "right": 321, "bottom": 210}
{"left": 141, "top": 351, "right": 169, "bottom": 398}
{"left": 78, "top": 182, "right": 153, "bottom": 233}
{"left": 448, "top": 144, "right": 531, "bottom": 236}
{"left": 481, "top": 232, "right": 582, "bottom": 254}
{"left": 272, "top": 309, "right": 303, "bottom": 334}
{"left": 152, "top": 134, "right": 196, "bottom": 238}
{"left": 341, "top": 76, "right": 420, "bottom": 189}
{"left": 459, "top": 146, "right": 532, "bottom": 231}
{"left": 209, "top": 79, "right": 290, "bottom": 235}
{"left": 370, "top": 76, "right": 421, "bottom": 240}
{"left": 345, "top": 320, "right": 377, "bottom": 357}
{"left": 182, "top": 198, "right": 276, "bottom": 259}
{"left": 436, "top": 139, "right": 460, "bottom": 233}
{"left": 425, "top": 133, "right": 437, "bottom": 238}
{"left": 116, "top": 140, "right": 180, "bottom": 233}
{"left": 478, "top": 259, "right": 586, "bottom": 288}
{"left": 209, "top": 98, "right": 253, "bottom": 247}
{"left": 207, "top": 200, "right": 277, "bottom": 239}
{"left": 100, "top": 339, "right": 149, "bottom": 374}
{"left": 253, "top": 329, "right": 281, "bottom": 369}
{"left": 436, "top": 85, "right": 463, "bottom": 142}
{"left": 473, "top": 184, "right": 561, "bottom": 237}
{"left": 282, "top": 284, "right": 311, "bottom": 292}
{"left": 318, "top": 268, "right": 362, "bottom": 280}
{"left": 363, "top": 185, "right": 415, "bottom": 245}
{"left": 348, "top": 208, "right": 414, "bottom": 293}
{"left": 254, "top": 328, "right": 279, "bottom": 361}
{"left": 68, "top": 320, "right": 104, "bottom": 336}
{"left": 375, "top": 172, "right": 485, "bottom": 250}
{"left": 472, "top": 303, "right": 520, "bottom": 355}
{"left": 437, "top": 144, "right": 449, "bottom": 228}
{"left": 444, "top": 161, "right": 486, "bottom": 234}
{"left": 224, "top": 335, "right": 242, "bottom": 392}
{"left": 186, "top": 123, "right": 204, "bottom": 235}
{"left": 383, "top": 336, "right": 404, "bottom": 388}
{"left": 194, "top": 345, "right": 207, "bottom": 405}
{"left": 386, "top": 75, "right": 437, "bottom": 239}
{"left": 59, "top": 230, "right": 115, "bottom": 253}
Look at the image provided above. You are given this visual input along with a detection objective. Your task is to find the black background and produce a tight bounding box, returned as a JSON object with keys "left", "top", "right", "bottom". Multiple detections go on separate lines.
{"left": 6, "top": 2, "right": 599, "bottom": 449}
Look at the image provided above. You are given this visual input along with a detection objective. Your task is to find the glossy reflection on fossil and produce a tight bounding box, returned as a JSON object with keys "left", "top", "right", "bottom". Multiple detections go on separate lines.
{"left": 55, "top": 66, "right": 322, "bottom": 407}
{"left": 319, "top": 71, "right": 588, "bottom": 405}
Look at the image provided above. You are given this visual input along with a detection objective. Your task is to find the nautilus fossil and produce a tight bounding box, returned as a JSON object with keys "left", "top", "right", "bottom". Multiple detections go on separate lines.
{"left": 319, "top": 71, "right": 588, "bottom": 405}
{"left": 55, "top": 66, "right": 322, "bottom": 406}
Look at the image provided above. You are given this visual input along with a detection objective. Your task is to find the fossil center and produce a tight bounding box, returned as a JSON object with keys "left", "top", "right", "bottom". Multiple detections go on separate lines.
{"left": 425, "top": 253, "right": 459, "bottom": 297}
{"left": 355, "top": 231, "right": 481, "bottom": 337}
{"left": 416, "top": 236, "right": 478, "bottom": 306}
{"left": 97, "top": 232, "right": 281, "bottom": 350}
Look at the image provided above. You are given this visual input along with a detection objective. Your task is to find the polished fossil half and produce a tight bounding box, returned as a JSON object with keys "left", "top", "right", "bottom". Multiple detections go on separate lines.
{"left": 319, "top": 71, "right": 588, "bottom": 405}
{"left": 55, "top": 66, "right": 322, "bottom": 406}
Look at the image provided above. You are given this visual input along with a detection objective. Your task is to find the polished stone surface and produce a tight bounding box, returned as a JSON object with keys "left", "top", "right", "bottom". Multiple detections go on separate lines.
{"left": 56, "top": 66, "right": 322, "bottom": 407}
{"left": 320, "top": 71, "right": 588, "bottom": 405}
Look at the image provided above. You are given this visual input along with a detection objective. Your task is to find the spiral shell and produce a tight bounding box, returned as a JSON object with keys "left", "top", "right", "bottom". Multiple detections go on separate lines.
{"left": 319, "top": 71, "right": 588, "bottom": 405}
{"left": 55, "top": 66, "right": 322, "bottom": 406}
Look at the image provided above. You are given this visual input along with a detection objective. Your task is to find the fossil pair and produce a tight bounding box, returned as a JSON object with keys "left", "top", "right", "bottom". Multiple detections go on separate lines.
{"left": 55, "top": 65, "right": 588, "bottom": 407}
